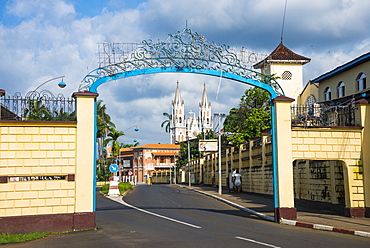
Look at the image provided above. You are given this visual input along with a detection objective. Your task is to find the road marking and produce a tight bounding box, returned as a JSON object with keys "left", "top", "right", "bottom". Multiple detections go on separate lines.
{"left": 119, "top": 198, "right": 202, "bottom": 229}
{"left": 235, "top": 236, "right": 280, "bottom": 248}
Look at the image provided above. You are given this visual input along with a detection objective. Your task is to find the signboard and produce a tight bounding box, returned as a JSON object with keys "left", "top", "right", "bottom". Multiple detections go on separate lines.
{"left": 123, "top": 160, "right": 131, "bottom": 168}
{"left": 128, "top": 170, "right": 133, "bottom": 176}
{"left": 109, "top": 164, "right": 119, "bottom": 173}
{"left": 199, "top": 139, "right": 218, "bottom": 152}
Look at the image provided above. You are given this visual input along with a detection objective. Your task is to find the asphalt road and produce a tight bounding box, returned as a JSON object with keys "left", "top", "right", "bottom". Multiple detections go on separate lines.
{"left": 6, "top": 184, "right": 370, "bottom": 247}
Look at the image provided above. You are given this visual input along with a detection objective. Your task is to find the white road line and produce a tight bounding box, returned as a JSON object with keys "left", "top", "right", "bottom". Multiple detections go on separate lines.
{"left": 114, "top": 197, "right": 202, "bottom": 229}
{"left": 235, "top": 236, "right": 281, "bottom": 248}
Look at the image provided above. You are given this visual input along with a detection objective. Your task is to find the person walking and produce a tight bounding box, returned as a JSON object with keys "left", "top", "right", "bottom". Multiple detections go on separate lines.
{"left": 233, "top": 169, "right": 242, "bottom": 194}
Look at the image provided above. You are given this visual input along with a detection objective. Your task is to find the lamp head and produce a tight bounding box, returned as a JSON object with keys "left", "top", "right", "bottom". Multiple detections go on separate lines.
{"left": 134, "top": 127, "right": 139, "bottom": 132}
{"left": 58, "top": 79, "right": 66, "bottom": 88}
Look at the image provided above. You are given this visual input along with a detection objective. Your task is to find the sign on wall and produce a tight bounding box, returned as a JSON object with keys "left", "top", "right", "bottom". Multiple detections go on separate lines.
{"left": 199, "top": 139, "right": 218, "bottom": 152}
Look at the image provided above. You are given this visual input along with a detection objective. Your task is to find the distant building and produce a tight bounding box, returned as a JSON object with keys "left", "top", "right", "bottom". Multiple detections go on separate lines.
{"left": 113, "top": 144, "right": 180, "bottom": 183}
{"left": 171, "top": 82, "right": 213, "bottom": 143}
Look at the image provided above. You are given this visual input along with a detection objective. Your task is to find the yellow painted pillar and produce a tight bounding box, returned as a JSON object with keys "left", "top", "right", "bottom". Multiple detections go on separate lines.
{"left": 73, "top": 91, "right": 98, "bottom": 213}
{"left": 357, "top": 99, "right": 370, "bottom": 217}
{"left": 273, "top": 96, "right": 296, "bottom": 220}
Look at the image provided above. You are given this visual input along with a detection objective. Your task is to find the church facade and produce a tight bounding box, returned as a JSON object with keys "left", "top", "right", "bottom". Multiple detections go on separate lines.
{"left": 170, "top": 82, "right": 213, "bottom": 144}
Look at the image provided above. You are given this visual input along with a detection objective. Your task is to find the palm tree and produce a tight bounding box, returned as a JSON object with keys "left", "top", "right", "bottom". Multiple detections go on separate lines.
{"left": 161, "top": 112, "right": 172, "bottom": 133}
{"left": 97, "top": 100, "right": 115, "bottom": 159}
{"left": 103, "top": 127, "right": 125, "bottom": 157}
{"left": 24, "top": 100, "right": 52, "bottom": 120}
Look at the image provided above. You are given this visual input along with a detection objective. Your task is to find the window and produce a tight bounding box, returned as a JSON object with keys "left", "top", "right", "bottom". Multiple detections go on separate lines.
{"left": 337, "top": 82, "right": 345, "bottom": 98}
{"left": 357, "top": 73, "right": 366, "bottom": 91}
{"left": 324, "top": 87, "right": 331, "bottom": 101}
{"left": 305, "top": 95, "right": 316, "bottom": 115}
{"left": 281, "top": 71, "right": 292, "bottom": 80}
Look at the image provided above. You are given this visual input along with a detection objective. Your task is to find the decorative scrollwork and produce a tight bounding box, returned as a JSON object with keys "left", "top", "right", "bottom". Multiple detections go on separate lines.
{"left": 79, "top": 28, "right": 284, "bottom": 96}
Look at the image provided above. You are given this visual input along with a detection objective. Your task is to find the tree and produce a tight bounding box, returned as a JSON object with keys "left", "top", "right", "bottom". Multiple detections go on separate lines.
{"left": 103, "top": 127, "right": 125, "bottom": 157}
{"left": 223, "top": 87, "right": 271, "bottom": 147}
{"left": 161, "top": 112, "right": 172, "bottom": 133}
{"left": 24, "top": 100, "right": 53, "bottom": 120}
{"left": 96, "top": 100, "right": 115, "bottom": 159}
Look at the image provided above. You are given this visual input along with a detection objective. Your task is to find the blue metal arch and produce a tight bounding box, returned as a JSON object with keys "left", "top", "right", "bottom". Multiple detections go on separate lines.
{"left": 89, "top": 67, "right": 278, "bottom": 98}
{"left": 89, "top": 67, "right": 279, "bottom": 214}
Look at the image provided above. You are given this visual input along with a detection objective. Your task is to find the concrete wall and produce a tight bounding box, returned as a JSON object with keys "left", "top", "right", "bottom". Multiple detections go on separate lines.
{"left": 0, "top": 122, "right": 77, "bottom": 217}
{"left": 0, "top": 91, "right": 98, "bottom": 234}
{"left": 163, "top": 126, "right": 367, "bottom": 217}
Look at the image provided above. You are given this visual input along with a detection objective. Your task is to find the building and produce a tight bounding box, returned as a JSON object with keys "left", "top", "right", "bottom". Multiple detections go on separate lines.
{"left": 113, "top": 144, "right": 180, "bottom": 183}
{"left": 299, "top": 52, "right": 370, "bottom": 105}
{"left": 171, "top": 82, "right": 213, "bottom": 143}
{"left": 253, "top": 42, "right": 311, "bottom": 101}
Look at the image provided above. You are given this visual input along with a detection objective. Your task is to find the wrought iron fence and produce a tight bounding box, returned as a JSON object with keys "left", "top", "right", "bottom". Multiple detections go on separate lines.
{"left": 291, "top": 103, "right": 357, "bottom": 127}
{"left": 0, "top": 90, "right": 76, "bottom": 121}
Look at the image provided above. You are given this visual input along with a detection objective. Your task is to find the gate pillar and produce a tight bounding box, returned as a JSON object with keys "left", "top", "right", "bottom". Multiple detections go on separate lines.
{"left": 73, "top": 91, "right": 98, "bottom": 220}
{"left": 273, "top": 96, "right": 296, "bottom": 220}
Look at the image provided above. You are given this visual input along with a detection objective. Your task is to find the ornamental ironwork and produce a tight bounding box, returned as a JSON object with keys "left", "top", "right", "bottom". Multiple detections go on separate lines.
{"left": 79, "top": 28, "right": 283, "bottom": 95}
{"left": 0, "top": 90, "right": 75, "bottom": 121}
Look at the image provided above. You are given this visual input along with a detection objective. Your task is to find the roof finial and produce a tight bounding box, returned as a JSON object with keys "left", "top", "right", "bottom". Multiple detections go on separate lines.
{"left": 186, "top": 20, "right": 188, "bottom": 29}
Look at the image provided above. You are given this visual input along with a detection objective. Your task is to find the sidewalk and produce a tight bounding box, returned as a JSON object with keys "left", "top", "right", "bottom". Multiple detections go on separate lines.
{"left": 179, "top": 184, "right": 370, "bottom": 238}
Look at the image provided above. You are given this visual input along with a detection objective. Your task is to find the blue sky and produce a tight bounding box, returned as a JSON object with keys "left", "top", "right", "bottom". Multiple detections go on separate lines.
{"left": 0, "top": 0, "right": 369, "bottom": 144}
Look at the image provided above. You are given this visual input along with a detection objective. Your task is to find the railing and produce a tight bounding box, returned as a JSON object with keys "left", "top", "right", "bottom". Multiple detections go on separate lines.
{"left": 291, "top": 104, "right": 357, "bottom": 127}
{"left": 0, "top": 90, "right": 75, "bottom": 121}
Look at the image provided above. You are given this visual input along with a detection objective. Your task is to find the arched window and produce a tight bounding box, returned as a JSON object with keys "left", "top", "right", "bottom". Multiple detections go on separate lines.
{"left": 357, "top": 73, "right": 366, "bottom": 91}
{"left": 324, "top": 87, "right": 331, "bottom": 101}
{"left": 206, "top": 118, "right": 210, "bottom": 124}
{"left": 281, "top": 71, "right": 292, "bottom": 80}
{"left": 337, "top": 82, "right": 345, "bottom": 98}
{"left": 179, "top": 117, "right": 182, "bottom": 123}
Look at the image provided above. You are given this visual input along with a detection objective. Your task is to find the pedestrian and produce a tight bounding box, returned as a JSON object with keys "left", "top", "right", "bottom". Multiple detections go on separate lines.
{"left": 232, "top": 168, "right": 237, "bottom": 193}
{"left": 233, "top": 169, "right": 242, "bottom": 194}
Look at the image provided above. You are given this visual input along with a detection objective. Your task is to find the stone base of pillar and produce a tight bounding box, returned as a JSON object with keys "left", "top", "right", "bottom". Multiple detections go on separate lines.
{"left": 274, "top": 207, "right": 297, "bottom": 222}
{"left": 344, "top": 207, "right": 365, "bottom": 218}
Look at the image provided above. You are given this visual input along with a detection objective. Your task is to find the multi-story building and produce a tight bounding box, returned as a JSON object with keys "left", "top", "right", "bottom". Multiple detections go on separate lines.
{"left": 114, "top": 144, "right": 180, "bottom": 183}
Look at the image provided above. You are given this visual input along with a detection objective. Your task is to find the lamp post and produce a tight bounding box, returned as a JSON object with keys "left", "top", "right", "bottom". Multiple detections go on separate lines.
{"left": 122, "top": 125, "right": 139, "bottom": 182}
{"left": 214, "top": 113, "right": 225, "bottom": 195}
{"left": 33, "top": 76, "right": 66, "bottom": 92}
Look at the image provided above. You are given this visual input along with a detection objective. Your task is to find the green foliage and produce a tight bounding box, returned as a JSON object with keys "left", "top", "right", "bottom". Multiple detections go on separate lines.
{"left": 96, "top": 160, "right": 112, "bottom": 181}
{"left": 100, "top": 182, "right": 133, "bottom": 195}
{"left": 118, "top": 182, "right": 133, "bottom": 194}
{"left": 0, "top": 232, "right": 50, "bottom": 244}
{"left": 103, "top": 127, "right": 125, "bottom": 157}
{"left": 224, "top": 87, "right": 271, "bottom": 147}
{"left": 100, "top": 183, "right": 110, "bottom": 194}
{"left": 24, "top": 100, "right": 53, "bottom": 120}
{"left": 161, "top": 112, "right": 172, "bottom": 133}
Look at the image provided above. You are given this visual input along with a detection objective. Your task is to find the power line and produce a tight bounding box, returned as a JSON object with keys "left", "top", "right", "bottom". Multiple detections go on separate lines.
{"left": 280, "top": 0, "right": 288, "bottom": 43}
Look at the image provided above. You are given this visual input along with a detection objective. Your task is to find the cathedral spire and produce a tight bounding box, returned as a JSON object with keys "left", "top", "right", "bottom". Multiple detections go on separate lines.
{"left": 200, "top": 83, "right": 210, "bottom": 107}
{"left": 173, "top": 81, "right": 183, "bottom": 104}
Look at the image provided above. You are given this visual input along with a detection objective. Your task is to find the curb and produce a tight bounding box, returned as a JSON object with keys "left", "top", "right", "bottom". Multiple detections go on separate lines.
{"left": 280, "top": 219, "right": 370, "bottom": 238}
{"left": 183, "top": 186, "right": 370, "bottom": 238}
{"left": 185, "top": 186, "right": 274, "bottom": 222}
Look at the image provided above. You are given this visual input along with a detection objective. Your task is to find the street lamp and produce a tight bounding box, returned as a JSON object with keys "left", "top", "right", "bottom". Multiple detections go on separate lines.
{"left": 214, "top": 113, "right": 225, "bottom": 195}
{"left": 33, "top": 76, "right": 66, "bottom": 92}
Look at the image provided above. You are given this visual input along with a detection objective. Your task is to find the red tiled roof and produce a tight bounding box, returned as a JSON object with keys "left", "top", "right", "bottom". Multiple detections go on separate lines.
{"left": 254, "top": 43, "right": 310, "bottom": 68}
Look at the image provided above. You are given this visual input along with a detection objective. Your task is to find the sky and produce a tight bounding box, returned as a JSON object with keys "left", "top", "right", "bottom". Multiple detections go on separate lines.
{"left": 0, "top": 0, "right": 369, "bottom": 145}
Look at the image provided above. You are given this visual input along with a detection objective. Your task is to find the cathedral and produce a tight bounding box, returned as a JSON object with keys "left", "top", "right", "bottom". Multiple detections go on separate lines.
{"left": 170, "top": 82, "right": 213, "bottom": 144}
